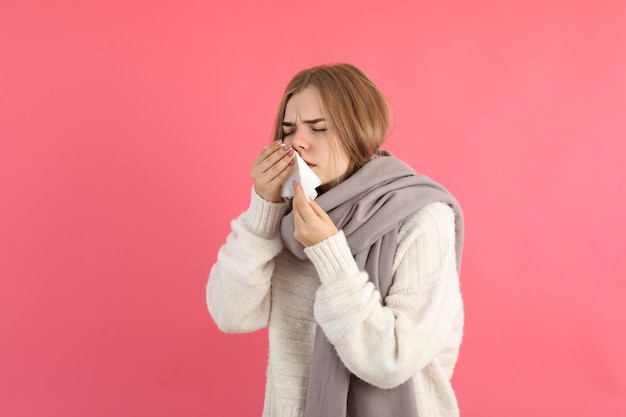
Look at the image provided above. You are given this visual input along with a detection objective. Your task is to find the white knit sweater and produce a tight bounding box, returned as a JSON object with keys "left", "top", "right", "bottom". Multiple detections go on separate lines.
{"left": 207, "top": 189, "right": 463, "bottom": 417}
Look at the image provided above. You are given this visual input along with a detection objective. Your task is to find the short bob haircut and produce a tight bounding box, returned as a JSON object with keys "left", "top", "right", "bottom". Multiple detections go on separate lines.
{"left": 271, "top": 63, "right": 392, "bottom": 186}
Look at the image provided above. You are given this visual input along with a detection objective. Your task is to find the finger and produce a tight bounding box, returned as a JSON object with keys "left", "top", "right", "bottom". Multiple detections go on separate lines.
{"left": 308, "top": 199, "right": 329, "bottom": 220}
{"left": 253, "top": 140, "right": 282, "bottom": 165}
{"left": 291, "top": 184, "right": 306, "bottom": 225}
{"left": 260, "top": 146, "right": 295, "bottom": 177}
{"left": 262, "top": 145, "right": 289, "bottom": 172}
{"left": 292, "top": 181, "right": 315, "bottom": 219}
{"left": 292, "top": 181, "right": 304, "bottom": 212}
{"left": 263, "top": 151, "right": 295, "bottom": 185}
{"left": 254, "top": 141, "right": 295, "bottom": 175}
{"left": 253, "top": 145, "right": 294, "bottom": 183}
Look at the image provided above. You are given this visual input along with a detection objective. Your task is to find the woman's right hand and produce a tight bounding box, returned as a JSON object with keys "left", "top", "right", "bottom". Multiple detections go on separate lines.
{"left": 251, "top": 140, "right": 296, "bottom": 202}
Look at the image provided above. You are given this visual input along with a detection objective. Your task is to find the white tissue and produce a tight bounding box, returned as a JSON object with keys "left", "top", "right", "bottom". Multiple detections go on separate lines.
{"left": 280, "top": 152, "right": 322, "bottom": 200}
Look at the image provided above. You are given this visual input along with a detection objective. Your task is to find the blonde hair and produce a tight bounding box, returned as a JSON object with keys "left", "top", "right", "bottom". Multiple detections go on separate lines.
{"left": 271, "top": 63, "right": 392, "bottom": 185}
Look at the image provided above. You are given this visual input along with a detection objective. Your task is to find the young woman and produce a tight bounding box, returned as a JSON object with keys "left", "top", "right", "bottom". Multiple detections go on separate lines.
{"left": 207, "top": 63, "right": 465, "bottom": 417}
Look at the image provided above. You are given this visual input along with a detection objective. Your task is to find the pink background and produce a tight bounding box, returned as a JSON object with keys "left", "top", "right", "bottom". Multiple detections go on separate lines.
{"left": 1, "top": 0, "right": 625, "bottom": 416}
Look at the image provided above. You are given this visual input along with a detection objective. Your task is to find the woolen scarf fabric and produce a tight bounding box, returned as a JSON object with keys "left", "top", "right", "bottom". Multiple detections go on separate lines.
{"left": 280, "top": 151, "right": 464, "bottom": 417}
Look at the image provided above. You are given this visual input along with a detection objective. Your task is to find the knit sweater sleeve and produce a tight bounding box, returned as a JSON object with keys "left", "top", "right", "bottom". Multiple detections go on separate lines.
{"left": 206, "top": 188, "right": 288, "bottom": 333}
{"left": 304, "top": 202, "right": 462, "bottom": 389}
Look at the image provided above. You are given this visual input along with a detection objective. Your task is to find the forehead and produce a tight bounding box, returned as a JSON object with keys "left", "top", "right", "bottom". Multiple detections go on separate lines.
{"left": 284, "top": 87, "right": 324, "bottom": 120}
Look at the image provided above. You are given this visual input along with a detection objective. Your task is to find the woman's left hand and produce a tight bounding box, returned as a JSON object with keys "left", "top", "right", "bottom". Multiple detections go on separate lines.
{"left": 292, "top": 181, "right": 338, "bottom": 247}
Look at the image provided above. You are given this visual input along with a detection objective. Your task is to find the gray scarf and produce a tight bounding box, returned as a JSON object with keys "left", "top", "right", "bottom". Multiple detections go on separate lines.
{"left": 280, "top": 151, "right": 464, "bottom": 417}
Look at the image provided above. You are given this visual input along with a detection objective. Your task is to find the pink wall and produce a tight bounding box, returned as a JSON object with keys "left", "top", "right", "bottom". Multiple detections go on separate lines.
{"left": 1, "top": 1, "right": 625, "bottom": 416}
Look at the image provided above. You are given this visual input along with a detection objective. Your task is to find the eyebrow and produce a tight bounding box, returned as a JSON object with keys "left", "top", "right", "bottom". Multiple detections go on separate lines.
{"left": 282, "top": 118, "right": 326, "bottom": 126}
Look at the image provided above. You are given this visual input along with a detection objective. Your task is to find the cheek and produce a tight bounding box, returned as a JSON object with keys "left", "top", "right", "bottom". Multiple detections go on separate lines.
{"left": 335, "top": 151, "right": 351, "bottom": 176}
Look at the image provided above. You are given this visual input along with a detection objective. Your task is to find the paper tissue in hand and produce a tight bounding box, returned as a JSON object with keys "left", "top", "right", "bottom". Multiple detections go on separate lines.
{"left": 280, "top": 152, "right": 321, "bottom": 200}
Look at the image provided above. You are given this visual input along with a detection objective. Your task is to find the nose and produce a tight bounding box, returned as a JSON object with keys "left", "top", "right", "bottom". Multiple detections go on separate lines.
{"left": 288, "top": 124, "right": 309, "bottom": 151}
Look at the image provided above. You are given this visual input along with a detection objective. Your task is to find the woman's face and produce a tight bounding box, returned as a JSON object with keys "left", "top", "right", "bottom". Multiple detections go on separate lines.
{"left": 281, "top": 87, "right": 350, "bottom": 187}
